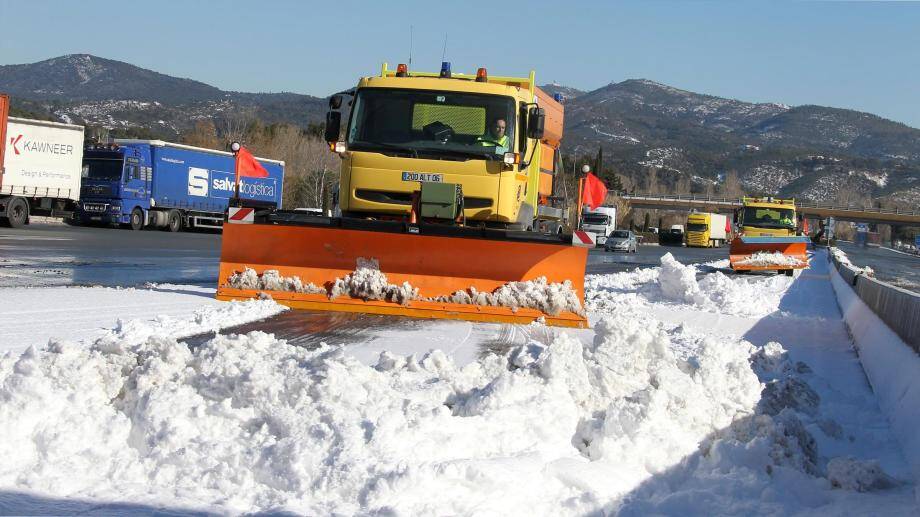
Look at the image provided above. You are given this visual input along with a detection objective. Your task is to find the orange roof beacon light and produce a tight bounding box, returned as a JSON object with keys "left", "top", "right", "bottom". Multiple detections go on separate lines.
{"left": 476, "top": 67, "right": 488, "bottom": 82}
{"left": 396, "top": 63, "right": 408, "bottom": 77}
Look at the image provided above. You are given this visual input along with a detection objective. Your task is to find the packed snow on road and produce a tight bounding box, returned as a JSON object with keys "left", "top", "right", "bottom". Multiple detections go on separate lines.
{"left": 0, "top": 250, "right": 917, "bottom": 515}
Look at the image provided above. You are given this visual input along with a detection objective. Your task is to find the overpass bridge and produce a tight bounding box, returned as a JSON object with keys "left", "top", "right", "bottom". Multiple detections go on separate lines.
{"left": 617, "top": 193, "right": 920, "bottom": 227}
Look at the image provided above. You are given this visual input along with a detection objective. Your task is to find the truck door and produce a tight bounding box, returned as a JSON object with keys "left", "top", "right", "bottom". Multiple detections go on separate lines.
{"left": 122, "top": 153, "right": 148, "bottom": 210}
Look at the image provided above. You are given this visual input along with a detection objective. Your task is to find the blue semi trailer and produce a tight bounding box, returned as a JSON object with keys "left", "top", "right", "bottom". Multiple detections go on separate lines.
{"left": 77, "top": 139, "right": 284, "bottom": 231}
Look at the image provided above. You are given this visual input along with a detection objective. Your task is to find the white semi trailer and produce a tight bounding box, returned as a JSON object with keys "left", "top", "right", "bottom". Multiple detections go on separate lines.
{"left": 581, "top": 205, "right": 617, "bottom": 246}
{"left": 0, "top": 94, "right": 85, "bottom": 227}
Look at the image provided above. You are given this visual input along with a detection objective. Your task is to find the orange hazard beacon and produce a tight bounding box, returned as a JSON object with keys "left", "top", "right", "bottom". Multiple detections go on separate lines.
{"left": 216, "top": 63, "right": 591, "bottom": 327}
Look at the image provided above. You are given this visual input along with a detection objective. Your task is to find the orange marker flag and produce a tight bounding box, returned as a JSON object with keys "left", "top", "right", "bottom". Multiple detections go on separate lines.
{"left": 582, "top": 173, "right": 608, "bottom": 210}
{"left": 236, "top": 146, "right": 269, "bottom": 178}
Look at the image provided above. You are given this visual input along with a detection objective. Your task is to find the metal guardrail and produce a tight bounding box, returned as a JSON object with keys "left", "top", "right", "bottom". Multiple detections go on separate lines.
{"left": 829, "top": 249, "right": 920, "bottom": 352}
{"left": 617, "top": 192, "right": 920, "bottom": 217}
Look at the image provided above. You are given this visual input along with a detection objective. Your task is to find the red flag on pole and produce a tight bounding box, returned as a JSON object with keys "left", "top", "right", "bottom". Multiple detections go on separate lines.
{"left": 236, "top": 146, "right": 269, "bottom": 178}
{"left": 582, "top": 173, "right": 608, "bottom": 210}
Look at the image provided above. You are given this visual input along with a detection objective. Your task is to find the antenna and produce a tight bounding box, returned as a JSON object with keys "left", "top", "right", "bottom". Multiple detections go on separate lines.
{"left": 441, "top": 32, "right": 448, "bottom": 63}
{"left": 409, "top": 25, "right": 414, "bottom": 68}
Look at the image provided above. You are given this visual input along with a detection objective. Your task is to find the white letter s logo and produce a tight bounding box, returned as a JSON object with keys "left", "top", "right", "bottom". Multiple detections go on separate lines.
{"left": 188, "top": 167, "right": 209, "bottom": 196}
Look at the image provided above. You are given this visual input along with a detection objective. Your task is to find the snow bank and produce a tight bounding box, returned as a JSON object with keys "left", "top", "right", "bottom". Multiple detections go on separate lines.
{"left": 830, "top": 263, "right": 920, "bottom": 486}
{"left": 0, "top": 284, "right": 283, "bottom": 355}
{"left": 587, "top": 253, "right": 793, "bottom": 317}
{"left": 0, "top": 307, "right": 762, "bottom": 514}
{"left": 620, "top": 338, "right": 908, "bottom": 514}
{"left": 830, "top": 247, "right": 875, "bottom": 276}
{"left": 2, "top": 252, "right": 916, "bottom": 513}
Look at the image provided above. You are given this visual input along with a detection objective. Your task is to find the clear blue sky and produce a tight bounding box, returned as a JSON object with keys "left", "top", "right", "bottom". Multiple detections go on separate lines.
{"left": 2, "top": 0, "right": 919, "bottom": 127}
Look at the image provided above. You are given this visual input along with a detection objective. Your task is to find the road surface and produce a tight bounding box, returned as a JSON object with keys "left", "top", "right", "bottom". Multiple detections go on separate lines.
{"left": 0, "top": 223, "right": 220, "bottom": 288}
{"left": 836, "top": 241, "right": 920, "bottom": 294}
{"left": 0, "top": 223, "right": 727, "bottom": 287}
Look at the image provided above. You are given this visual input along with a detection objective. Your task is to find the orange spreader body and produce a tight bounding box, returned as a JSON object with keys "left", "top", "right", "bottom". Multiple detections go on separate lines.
{"left": 216, "top": 223, "right": 590, "bottom": 328}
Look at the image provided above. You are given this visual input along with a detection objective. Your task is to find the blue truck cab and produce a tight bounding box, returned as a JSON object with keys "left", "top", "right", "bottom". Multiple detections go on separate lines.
{"left": 78, "top": 140, "right": 284, "bottom": 231}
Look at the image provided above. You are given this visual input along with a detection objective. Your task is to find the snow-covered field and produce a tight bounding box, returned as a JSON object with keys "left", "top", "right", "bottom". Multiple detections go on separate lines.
{"left": 0, "top": 250, "right": 917, "bottom": 515}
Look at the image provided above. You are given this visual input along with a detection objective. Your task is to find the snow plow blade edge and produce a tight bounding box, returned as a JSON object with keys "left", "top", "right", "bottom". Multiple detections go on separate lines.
{"left": 216, "top": 222, "right": 589, "bottom": 328}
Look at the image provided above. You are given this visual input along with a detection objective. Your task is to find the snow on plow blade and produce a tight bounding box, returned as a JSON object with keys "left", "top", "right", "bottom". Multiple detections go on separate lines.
{"left": 216, "top": 219, "right": 589, "bottom": 328}
{"left": 729, "top": 236, "right": 811, "bottom": 271}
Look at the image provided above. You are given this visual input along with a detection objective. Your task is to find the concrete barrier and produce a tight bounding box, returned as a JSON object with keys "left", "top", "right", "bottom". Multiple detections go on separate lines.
{"left": 828, "top": 248, "right": 920, "bottom": 352}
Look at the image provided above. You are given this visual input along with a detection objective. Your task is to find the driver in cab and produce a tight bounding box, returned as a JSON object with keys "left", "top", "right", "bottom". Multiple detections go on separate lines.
{"left": 477, "top": 118, "right": 509, "bottom": 153}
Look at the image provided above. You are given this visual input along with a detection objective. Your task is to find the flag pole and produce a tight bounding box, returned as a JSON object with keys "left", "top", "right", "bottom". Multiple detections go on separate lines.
{"left": 231, "top": 141, "right": 241, "bottom": 207}
{"left": 576, "top": 164, "right": 589, "bottom": 230}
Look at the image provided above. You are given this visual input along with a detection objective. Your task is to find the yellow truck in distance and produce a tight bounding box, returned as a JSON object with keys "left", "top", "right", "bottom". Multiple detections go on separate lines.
{"left": 685, "top": 212, "right": 728, "bottom": 248}
{"left": 729, "top": 197, "right": 810, "bottom": 275}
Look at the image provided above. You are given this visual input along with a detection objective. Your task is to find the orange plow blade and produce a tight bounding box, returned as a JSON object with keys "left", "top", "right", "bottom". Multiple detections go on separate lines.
{"left": 216, "top": 221, "right": 589, "bottom": 328}
{"left": 729, "top": 236, "right": 810, "bottom": 271}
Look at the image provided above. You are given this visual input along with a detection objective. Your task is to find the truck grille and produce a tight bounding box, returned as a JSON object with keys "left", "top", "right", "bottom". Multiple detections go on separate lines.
{"left": 82, "top": 202, "right": 108, "bottom": 213}
{"left": 355, "top": 189, "right": 492, "bottom": 209}
{"left": 81, "top": 185, "right": 112, "bottom": 197}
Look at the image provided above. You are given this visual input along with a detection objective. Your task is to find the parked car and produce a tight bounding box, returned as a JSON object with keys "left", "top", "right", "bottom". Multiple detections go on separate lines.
{"left": 605, "top": 230, "right": 638, "bottom": 253}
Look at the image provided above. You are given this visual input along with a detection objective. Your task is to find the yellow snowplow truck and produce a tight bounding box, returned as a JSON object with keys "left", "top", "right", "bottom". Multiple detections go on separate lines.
{"left": 729, "top": 197, "right": 810, "bottom": 276}
{"left": 216, "top": 63, "right": 589, "bottom": 328}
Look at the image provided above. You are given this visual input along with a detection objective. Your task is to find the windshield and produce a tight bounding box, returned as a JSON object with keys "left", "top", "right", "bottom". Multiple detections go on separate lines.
{"left": 610, "top": 230, "right": 629, "bottom": 238}
{"left": 583, "top": 215, "right": 610, "bottom": 225}
{"left": 687, "top": 223, "right": 708, "bottom": 232}
{"left": 81, "top": 158, "right": 124, "bottom": 181}
{"left": 347, "top": 88, "right": 516, "bottom": 159}
{"left": 743, "top": 207, "right": 795, "bottom": 229}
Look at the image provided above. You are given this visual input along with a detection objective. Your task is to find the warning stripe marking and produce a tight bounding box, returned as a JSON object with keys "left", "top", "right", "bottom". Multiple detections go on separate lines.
{"left": 227, "top": 207, "right": 254, "bottom": 223}
{"left": 572, "top": 230, "right": 596, "bottom": 247}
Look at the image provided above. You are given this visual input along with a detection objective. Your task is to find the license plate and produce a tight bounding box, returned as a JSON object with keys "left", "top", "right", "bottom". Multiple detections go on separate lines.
{"left": 90, "top": 217, "right": 101, "bottom": 221}
{"left": 402, "top": 171, "right": 443, "bottom": 183}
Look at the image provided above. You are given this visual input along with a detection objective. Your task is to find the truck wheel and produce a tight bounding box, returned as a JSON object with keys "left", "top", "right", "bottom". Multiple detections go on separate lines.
{"left": 6, "top": 197, "right": 29, "bottom": 228}
{"left": 130, "top": 208, "right": 146, "bottom": 231}
{"left": 167, "top": 210, "right": 183, "bottom": 232}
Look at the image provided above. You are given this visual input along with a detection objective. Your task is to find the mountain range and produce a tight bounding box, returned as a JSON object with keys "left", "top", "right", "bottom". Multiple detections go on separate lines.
{"left": 3, "top": 54, "right": 919, "bottom": 205}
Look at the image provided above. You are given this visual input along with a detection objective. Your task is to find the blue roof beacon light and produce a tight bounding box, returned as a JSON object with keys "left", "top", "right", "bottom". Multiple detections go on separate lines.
{"left": 440, "top": 61, "right": 451, "bottom": 78}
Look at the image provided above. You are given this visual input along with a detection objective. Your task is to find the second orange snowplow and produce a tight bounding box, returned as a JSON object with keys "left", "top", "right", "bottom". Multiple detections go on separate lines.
{"left": 729, "top": 197, "right": 810, "bottom": 275}
{"left": 216, "top": 63, "right": 589, "bottom": 327}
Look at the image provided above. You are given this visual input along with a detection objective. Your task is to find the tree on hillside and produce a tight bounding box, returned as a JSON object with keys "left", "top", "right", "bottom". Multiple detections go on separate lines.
{"left": 182, "top": 121, "right": 221, "bottom": 150}
{"left": 720, "top": 170, "right": 745, "bottom": 198}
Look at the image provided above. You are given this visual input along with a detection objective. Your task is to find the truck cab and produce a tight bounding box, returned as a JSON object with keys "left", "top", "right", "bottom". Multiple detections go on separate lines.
{"left": 581, "top": 206, "right": 617, "bottom": 245}
{"left": 686, "top": 212, "right": 728, "bottom": 248}
{"left": 326, "top": 63, "right": 566, "bottom": 232}
{"left": 78, "top": 143, "right": 152, "bottom": 227}
{"left": 736, "top": 197, "right": 798, "bottom": 237}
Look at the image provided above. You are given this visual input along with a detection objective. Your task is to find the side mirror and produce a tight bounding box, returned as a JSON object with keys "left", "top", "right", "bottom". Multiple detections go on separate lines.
{"left": 527, "top": 107, "right": 545, "bottom": 140}
{"left": 329, "top": 95, "right": 343, "bottom": 110}
{"left": 324, "top": 111, "right": 341, "bottom": 143}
